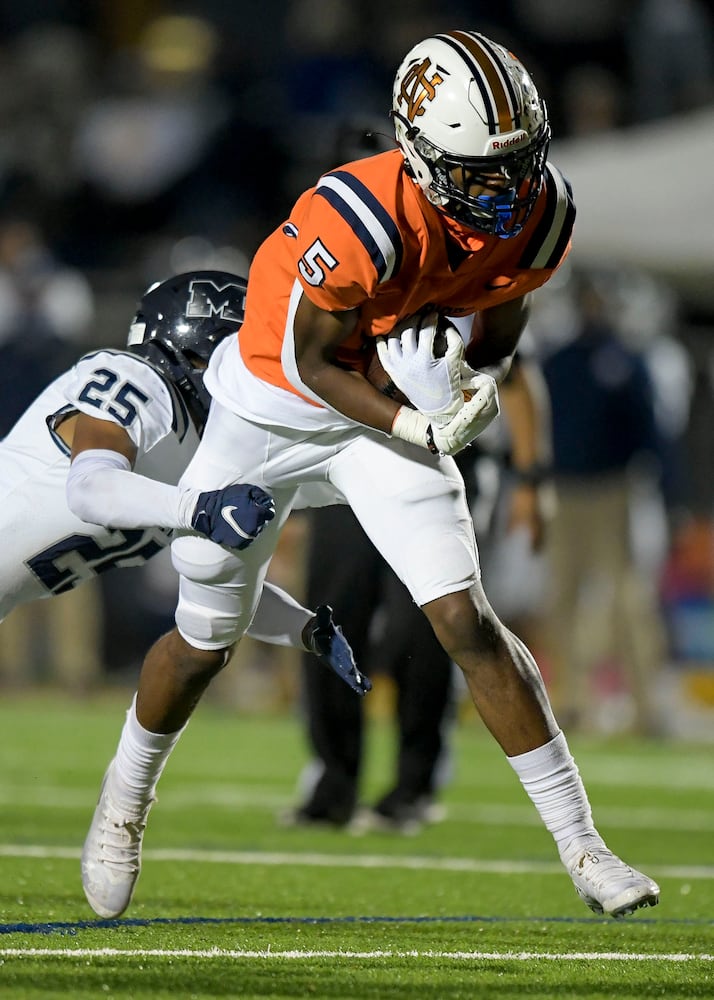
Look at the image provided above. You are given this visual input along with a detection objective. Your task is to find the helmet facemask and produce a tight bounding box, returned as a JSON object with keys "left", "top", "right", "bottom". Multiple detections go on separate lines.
{"left": 411, "top": 122, "right": 550, "bottom": 237}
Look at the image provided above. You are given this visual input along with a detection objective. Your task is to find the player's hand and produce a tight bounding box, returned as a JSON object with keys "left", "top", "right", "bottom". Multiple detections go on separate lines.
{"left": 305, "top": 605, "right": 372, "bottom": 697}
{"left": 376, "top": 312, "right": 465, "bottom": 418}
{"left": 189, "top": 483, "right": 276, "bottom": 549}
{"left": 391, "top": 372, "right": 499, "bottom": 456}
{"left": 431, "top": 372, "right": 499, "bottom": 454}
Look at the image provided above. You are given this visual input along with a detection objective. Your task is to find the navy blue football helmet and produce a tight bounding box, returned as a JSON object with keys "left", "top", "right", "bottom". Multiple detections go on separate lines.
{"left": 127, "top": 270, "right": 247, "bottom": 435}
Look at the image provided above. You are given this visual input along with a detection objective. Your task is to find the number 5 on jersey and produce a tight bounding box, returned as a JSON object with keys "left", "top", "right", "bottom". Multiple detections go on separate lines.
{"left": 298, "top": 239, "right": 338, "bottom": 287}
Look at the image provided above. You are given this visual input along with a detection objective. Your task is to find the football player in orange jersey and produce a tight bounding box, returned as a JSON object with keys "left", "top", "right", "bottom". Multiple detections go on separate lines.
{"left": 82, "top": 30, "right": 660, "bottom": 920}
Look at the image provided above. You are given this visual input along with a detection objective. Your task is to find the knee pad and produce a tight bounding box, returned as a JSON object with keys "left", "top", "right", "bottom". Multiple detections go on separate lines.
{"left": 171, "top": 535, "right": 257, "bottom": 650}
{"left": 175, "top": 576, "right": 257, "bottom": 650}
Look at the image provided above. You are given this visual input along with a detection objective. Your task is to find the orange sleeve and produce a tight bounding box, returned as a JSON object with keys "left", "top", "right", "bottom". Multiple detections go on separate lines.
{"left": 290, "top": 188, "right": 379, "bottom": 313}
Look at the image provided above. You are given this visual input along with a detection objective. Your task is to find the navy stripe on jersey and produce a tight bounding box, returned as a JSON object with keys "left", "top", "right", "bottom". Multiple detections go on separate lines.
{"left": 162, "top": 377, "right": 190, "bottom": 441}
{"left": 46, "top": 405, "right": 75, "bottom": 456}
{"left": 315, "top": 171, "right": 403, "bottom": 283}
{"left": 517, "top": 164, "right": 576, "bottom": 270}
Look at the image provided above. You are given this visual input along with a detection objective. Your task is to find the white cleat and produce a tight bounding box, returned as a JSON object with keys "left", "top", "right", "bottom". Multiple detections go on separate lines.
{"left": 568, "top": 845, "right": 660, "bottom": 918}
{"left": 81, "top": 762, "right": 154, "bottom": 919}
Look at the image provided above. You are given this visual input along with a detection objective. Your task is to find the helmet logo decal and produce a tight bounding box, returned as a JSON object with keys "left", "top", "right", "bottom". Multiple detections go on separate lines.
{"left": 186, "top": 279, "right": 245, "bottom": 323}
{"left": 398, "top": 58, "right": 444, "bottom": 123}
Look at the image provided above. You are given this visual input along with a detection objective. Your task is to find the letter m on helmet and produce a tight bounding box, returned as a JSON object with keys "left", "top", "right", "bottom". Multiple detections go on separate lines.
{"left": 398, "top": 58, "right": 444, "bottom": 123}
{"left": 187, "top": 279, "right": 245, "bottom": 324}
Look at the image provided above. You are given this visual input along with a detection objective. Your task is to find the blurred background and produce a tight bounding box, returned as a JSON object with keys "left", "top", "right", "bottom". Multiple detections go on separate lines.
{"left": 0, "top": 0, "right": 712, "bottom": 741}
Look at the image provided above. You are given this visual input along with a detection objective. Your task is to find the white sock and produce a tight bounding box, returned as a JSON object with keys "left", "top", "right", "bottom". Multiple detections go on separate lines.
{"left": 110, "top": 695, "right": 186, "bottom": 811}
{"left": 507, "top": 731, "right": 601, "bottom": 865}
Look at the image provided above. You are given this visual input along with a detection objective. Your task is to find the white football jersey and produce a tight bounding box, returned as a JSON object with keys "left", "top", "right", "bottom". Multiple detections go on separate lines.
{"left": 0, "top": 350, "right": 199, "bottom": 619}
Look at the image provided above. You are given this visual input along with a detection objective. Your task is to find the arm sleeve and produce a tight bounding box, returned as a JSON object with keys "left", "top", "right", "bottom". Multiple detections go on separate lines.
{"left": 66, "top": 449, "right": 198, "bottom": 530}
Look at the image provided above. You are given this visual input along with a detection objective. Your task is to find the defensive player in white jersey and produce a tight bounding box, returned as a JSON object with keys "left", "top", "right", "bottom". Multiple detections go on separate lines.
{"left": 83, "top": 32, "right": 659, "bottom": 920}
{"left": 0, "top": 269, "right": 369, "bottom": 692}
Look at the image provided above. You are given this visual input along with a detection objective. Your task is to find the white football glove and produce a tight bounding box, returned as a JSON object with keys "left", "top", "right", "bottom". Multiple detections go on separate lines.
{"left": 390, "top": 372, "right": 500, "bottom": 457}
{"left": 376, "top": 312, "right": 465, "bottom": 420}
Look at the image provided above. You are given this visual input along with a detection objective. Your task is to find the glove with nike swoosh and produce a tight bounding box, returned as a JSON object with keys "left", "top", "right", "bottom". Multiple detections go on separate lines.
{"left": 188, "top": 483, "right": 276, "bottom": 549}
{"left": 376, "top": 312, "right": 466, "bottom": 423}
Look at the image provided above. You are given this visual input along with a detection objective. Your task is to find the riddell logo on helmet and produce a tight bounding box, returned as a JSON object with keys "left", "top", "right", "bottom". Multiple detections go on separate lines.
{"left": 489, "top": 132, "right": 528, "bottom": 151}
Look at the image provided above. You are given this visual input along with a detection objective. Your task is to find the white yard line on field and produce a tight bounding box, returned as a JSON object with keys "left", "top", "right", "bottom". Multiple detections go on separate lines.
{"left": 0, "top": 785, "right": 711, "bottom": 834}
{"left": 0, "top": 843, "right": 712, "bottom": 880}
{"left": 0, "top": 947, "right": 712, "bottom": 961}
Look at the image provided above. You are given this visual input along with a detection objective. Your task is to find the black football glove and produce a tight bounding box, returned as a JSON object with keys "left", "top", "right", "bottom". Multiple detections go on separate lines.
{"left": 305, "top": 605, "right": 372, "bottom": 696}
{"left": 191, "top": 484, "right": 276, "bottom": 549}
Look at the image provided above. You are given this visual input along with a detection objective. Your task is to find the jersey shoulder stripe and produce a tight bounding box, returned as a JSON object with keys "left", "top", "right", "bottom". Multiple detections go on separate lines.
{"left": 160, "top": 373, "right": 190, "bottom": 442}
{"left": 517, "top": 164, "right": 575, "bottom": 270}
{"left": 315, "top": 170, "right": 404, "bottom": 283}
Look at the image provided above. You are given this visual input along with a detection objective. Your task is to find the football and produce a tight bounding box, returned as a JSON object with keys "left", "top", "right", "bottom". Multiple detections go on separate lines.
{"left": 365, "top": 346, "right": 411, "bottom": 404}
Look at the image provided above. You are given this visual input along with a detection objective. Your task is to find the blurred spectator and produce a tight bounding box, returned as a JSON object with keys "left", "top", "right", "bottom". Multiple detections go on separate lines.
{"left": 537, "top": 267, "right": 671, "bottom": 736}
{"left": 609, "top": 266, "right": 693, "bottom": 515}
{"left": 0, "top": 214, "right": 101, "bottom": 690}
{"left": 0, "top": 22, "right": 98, "bottom": 247}
{"left": 68, "top": 15, "right": 226, "bottom": 263}
{"left": 562, "top": 64, "right": 623, "bottom": 135}
{"left": 68, "top": 13, "right": 287, "bottom": 267}
{"left": 278, "top": 0, "right": 386, "bottom": 200}
{"left": 627, "top": 0, "right": 714, "bottom": 122}
{"left": 0, "top": 216, "right": 94, "bottom": 434}
{"left": 508, "top": 0, "right": 629, "bottom": 133}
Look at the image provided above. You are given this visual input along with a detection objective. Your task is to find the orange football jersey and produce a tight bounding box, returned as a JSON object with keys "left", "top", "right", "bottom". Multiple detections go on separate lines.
{"left": 239, "top": 148, "right": 574, "bottom": 400}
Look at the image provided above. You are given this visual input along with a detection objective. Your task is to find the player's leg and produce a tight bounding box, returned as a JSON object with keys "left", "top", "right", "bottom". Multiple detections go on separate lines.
{"left": 81, "top": 404, "right": 366, "bottom": 915}
{"left": 80, "top": 562, "right": 244, "bottom": 918}
{"left": 332, "top": 434, "right": 659, "bottom": 917}
{"left": 82, "top": 487, "right": 292, "bottom": 918}
{"left": 423, "top": 584, "right": 659, "bottom": 916}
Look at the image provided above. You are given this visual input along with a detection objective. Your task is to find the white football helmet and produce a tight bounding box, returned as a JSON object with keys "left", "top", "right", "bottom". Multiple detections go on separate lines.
{"left": 392, "top": 30, "right": 550, "bottom": 238}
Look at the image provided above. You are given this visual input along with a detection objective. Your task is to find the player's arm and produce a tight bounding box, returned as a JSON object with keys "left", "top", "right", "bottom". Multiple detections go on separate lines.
{"left": 293, "top": 295, "right": 402, "bottom": 434}
{"left": 293, "top": 294, "right": 498, "bottom": 456}
{"left": 464, "top": 295, "right": 531, "bottom": 383}
{"left": 66, "top": 414, "right": 273, "bottom": 550}
{"left": 70, "top": 411, "right": 137, "bottom": 465}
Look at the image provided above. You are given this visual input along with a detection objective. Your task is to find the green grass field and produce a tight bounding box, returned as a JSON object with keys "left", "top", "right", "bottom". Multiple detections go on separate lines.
{"left": 0, "top": 690, "right": 711, "bottom": 999}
